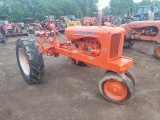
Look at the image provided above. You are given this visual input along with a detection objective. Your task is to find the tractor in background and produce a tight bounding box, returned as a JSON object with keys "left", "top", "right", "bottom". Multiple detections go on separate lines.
{"left": 134, "top": 5, "right": 160, "bottom": 21}
{"left": 60, "top": 15, "right": 76, "bottom": 23}
{"left": 82, "top": 17, "right": 98, "bottom": 26}
{"left": 0, "top": 16, "right": 28, "bottom": 43}
{"left": 41, "top": 17, "right": 65, "bottom": 32}
{"left": 104, "top": 8, "right": 160, "bottom": 59}
{"left": 121, "top": 20, "right": 160, "bottom": 59}
{"left": 25, "top": 17, "right": 65, "bottom": 36}
{"left": 25, "top": 18, "right": 43, "bottom": 34}
{"left": 60, "top": 15, "right": 82, "bottom": 28}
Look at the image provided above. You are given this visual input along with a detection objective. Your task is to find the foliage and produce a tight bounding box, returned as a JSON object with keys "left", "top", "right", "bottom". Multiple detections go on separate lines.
{"left": 109, "top": 0, "right": 135, "bottom": 16}
{"left": 103, "top": 6, "right": 110, "bottom": 16}
{"left": 103, "top": 0, "right": 160, "bottom": 16}
{"left": 0, "top": 0, "right": 97, "bottom": 22}
{"left": 75, "top": 0, "right": 98, "bottom": 17}
{"left": 138, "top": 0, "right": 152, "bottom": 6}
{"left": 0, "top": 0, "right": 159, "bottom": 22}
{"left": 138, "top": 0, "right": 160, "bottom": 6}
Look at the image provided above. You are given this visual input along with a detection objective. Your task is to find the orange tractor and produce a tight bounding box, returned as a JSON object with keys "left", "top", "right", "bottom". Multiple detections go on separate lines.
{"left": 121, "top": 21, "right": 160, "bottom": 59}
{"left": 82, "top": 17, "right": 98, "bottom": 26}
{"left": 16, "top": 25, "right": 136, "bottom": 104}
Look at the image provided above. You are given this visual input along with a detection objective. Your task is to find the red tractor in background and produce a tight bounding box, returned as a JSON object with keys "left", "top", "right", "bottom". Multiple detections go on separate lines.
{"left": 25, "top": 17, "right": 65, "bottom": 36}
{"left": 40, "top": 18, "right": 65, "bottom": 32}
{"left": 25, "top": 18, "right": 44, "bottom": 34}
{"left": 0, "top": 16, "right": 28, "bottom": 43}
{"left": 82, "top": 15, "right": 115, "bottom": 26}
{"left": 82, "top": 17, "right": 98, "bottom": 26}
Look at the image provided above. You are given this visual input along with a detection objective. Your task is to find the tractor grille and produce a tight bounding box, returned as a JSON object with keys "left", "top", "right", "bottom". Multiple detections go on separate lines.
{"left": 109, "top": 34, "right": 121, "bottom": 59}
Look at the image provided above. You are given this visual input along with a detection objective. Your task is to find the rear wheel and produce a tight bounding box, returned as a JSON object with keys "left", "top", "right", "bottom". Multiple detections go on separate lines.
{"left": 16, "top": 37, "right": 44, "bottom": 84}
{"left": 123, "top": 39, "right": 135, "bottom": 48}
{"left": 71, "top": 59, "right": 86, "bottom": 66}
{"left": 99, "top": 72, "right": 135, "bottom": 104}
{"left": 0, "top": 32, "right": 6, "bottom": 43}
{"left": 154, "top": 44, "right": 160, "bottom": 59}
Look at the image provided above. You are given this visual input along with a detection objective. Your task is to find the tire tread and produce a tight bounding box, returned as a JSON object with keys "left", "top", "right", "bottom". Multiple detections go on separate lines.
{"left": 16, "top": 37, "right": 44, "bottom": 84}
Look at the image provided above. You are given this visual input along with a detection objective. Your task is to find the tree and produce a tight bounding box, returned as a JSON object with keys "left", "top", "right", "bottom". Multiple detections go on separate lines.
{"left": 109, "top": 0, "right": 134, "bottom": 16}
{"left": 103, "top": 6, "right": 110, "bottom": 16}
{"left": 55, "top": 0, "right": 83, "bottom": 18}
{"left": 75, "top": 0, "right": 98, "bottom": 17}
{"left": 0, "top": 0, "right": 98, "bottom": 22}
{"left": 152, "top": 0, "right": 160, "bottom": 6}
{"left": 138, "top": 0, "right": 152, "bottom": 6}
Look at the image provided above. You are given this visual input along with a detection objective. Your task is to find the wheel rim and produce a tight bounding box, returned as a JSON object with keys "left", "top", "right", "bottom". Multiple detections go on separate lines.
{"left": 104, "top": 80, "right": 127, "bottom": 100}
{"left": 157, "top": 47, "right": 160, "bottom": 56}
{"left": 19, "top": 48, "right": 30, "bottom": 75}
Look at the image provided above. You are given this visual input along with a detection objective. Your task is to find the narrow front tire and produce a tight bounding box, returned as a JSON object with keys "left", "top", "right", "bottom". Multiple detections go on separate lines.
{"left": 99, "top": 72, "right": 135, "bottom": 104}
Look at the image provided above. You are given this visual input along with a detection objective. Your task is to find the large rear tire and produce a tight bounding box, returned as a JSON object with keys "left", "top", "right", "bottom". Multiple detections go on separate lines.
{"left": 154, "top": 44, "right": 160, "bottom": 59}
{"left": 99, "top": 72, "right": 135, "bottom": 104}
{"left": 16, "top": 37, "right": 44, "bottom": 84}
{"left": 0, "top": 32, "right": 6, "bottom": 43}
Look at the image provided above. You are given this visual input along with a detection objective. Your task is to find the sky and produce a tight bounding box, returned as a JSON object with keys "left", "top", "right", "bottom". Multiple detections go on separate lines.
{"left": 98, "top": 0, "right": 142, "bottom": 9}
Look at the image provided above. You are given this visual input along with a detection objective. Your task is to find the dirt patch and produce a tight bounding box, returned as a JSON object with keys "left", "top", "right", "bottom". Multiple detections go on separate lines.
{"left": 0, "top": 36, "right": 160, "bottom": 120}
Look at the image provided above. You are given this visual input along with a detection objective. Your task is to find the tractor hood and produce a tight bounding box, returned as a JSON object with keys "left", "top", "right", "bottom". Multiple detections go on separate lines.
{"left": 127, "top": 21, "right": 160, "bottom": 28}
{"left": 65, "top": 26, "right": 125, "bottom": 40}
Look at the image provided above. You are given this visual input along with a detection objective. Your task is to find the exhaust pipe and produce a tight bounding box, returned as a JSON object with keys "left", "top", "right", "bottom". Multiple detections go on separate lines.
{"left": 98, "top": 10, "right": 102, "bottom": 26}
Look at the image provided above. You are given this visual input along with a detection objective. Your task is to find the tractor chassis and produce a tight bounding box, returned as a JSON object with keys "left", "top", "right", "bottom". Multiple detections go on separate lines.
{"left": 38, "top": 29, "right": 133, "bottom": 74}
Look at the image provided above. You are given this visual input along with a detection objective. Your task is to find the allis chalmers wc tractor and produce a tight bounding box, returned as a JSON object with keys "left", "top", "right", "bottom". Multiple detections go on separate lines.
{"left": 122, "top": 21, "right": 160, "bottom": 59}
{"left": 0, "top": 16, "right": 28, "bottom": 43}
{"left": 16, "top": 25, "right": 136, "bottom": 104}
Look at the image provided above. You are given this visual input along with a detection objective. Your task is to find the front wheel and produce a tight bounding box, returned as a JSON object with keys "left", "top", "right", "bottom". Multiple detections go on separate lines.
{"left": 99, "top": 72, "right": 135, "bottom": 104}
{"left": 123, "top": 39, "right": 135, "bottom": 48}
{"left": 154, "top": 44, "right": 160, "bottom": 59}
{"left": 106, "top": 70, "right": 136, "bottom": 88}
{"left": 16, "top": 37, "right": 44, "bottom": 84}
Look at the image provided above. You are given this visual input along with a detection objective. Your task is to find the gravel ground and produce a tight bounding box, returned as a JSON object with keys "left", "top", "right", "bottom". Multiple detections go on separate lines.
{"left": 0, "top": 35, "right": 160, "bottom": 120}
